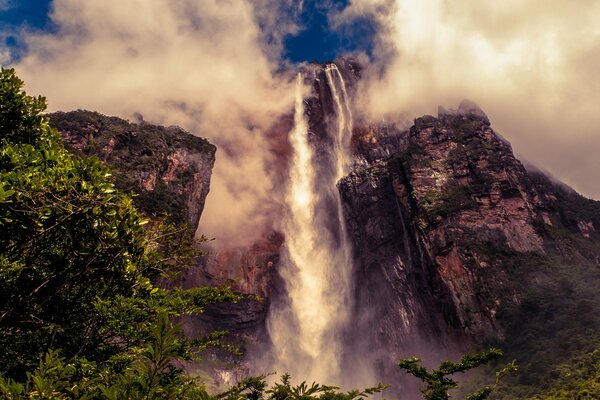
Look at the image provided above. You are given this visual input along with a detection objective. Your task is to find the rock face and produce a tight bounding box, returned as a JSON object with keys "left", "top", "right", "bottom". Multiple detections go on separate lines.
{"left": 341, "top": 106, "right": 534, "bottom": 347}
{"left": 177, "top": 231, "right": 284, "bottom": 335}
{"left": 49, "top": 66, "right": 600, "bottom": 393}
{"left": 49, "top": 110, "right": 216, "bottom": 228}
{"left": 339, "top": 100, "right": 600, "bottom": 382}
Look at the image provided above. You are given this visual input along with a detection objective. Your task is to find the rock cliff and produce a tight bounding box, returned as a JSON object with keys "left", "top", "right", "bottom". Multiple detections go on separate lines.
{"left": 49, "top": 110, "right": 216, "bottom": 228}
{"left": 339, "top": 100, "right": 600, "bottom": 386}
{"left": 50, "top": 65, "right": 600, "bottom": 394}
{"left": 50, "top": 110, "right": 279, "bottom": 378}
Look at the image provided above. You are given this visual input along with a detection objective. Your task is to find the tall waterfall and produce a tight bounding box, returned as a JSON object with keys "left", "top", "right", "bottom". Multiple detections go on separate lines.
{"left": 324, "top": 63, "right": 353, "bottom": 180}
{"left": 266, "top": 66, "right": 355, "bottom": 384}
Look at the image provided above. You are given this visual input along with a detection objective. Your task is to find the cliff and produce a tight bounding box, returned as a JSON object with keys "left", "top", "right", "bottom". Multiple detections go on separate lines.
{"left": 49, "top": 110, "right": 216, "bottom": 228}
{"left": 49, "top": 110, "right": 278, "bottom": 375}
{"left": 340, "top": 100, "right": 600, "bottom": 387}
{"left": 48, "top": 67, "right": 600, "bottom": 395}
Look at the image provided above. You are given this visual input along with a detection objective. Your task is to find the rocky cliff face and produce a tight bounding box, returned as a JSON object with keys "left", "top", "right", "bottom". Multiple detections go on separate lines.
{"left": 50, "top": 110, "right": 277, "bottom": 380}
{"left": 50, "top": 65, "right": 600, "bottom": 393}
{"left": 49, "top": 110, "right": 216, "bottom": 228}
{"left": 341, "top": 103, "right": 536, "bottom": 347}
{"left": 177, "top": 230, "right": 283, "bottom": 336}
{"left": 339, "top": 99, "right": 600, "bottom": 384}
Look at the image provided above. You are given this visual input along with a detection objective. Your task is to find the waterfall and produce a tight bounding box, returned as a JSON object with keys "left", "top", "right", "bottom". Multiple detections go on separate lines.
{"left": 266, "top": 66, "right": 355, "bottom": 384}
{"left": 324, "top": 63, "right": 353, "bottom": 180}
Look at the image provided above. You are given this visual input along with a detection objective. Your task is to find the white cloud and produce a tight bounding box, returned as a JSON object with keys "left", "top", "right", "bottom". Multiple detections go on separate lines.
{"left": 12, "top": 0, "right": 297, "bottom": 244}
{"left": 0, "top": 45, "right": 10, "bottom": 64}
{"left": 334, "top": 0, "right": 600, "bottom": 199}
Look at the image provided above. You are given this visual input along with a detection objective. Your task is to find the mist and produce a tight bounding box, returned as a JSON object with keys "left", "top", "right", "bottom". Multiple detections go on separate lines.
{"left": 333, "top": 0, "right": 600, "bottom": 199}
{"left": 8, "top": 0, "right": 297, "bottom": 246}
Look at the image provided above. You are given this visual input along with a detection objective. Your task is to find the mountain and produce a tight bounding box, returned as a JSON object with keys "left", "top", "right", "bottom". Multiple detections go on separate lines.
{"left": 49, "top": 110, "right": 216, "bottom": 228}
{"left": 341, "top": 100, "right": 600, "bottom": 390}
{"left": 49, "top": 62, "right": 600, "bottom": 398}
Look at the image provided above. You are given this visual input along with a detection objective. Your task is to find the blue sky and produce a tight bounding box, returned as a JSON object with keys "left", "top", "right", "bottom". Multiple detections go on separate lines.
{"left": 0, "top": 0, "right": 51, "bottom": 27}
{"left": 1, "top": 0, "right": 375, "bottom": 64}
{"left": 282, "top": 0, "right": 377, "bottom": 62}
{"left": 0, "top": 0, "right": 53, "bottom": 60}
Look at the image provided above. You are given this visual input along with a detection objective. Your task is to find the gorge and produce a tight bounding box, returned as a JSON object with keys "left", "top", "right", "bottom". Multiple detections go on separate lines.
{"left": 48, "top": 59, "right": 600, "bottom": 398}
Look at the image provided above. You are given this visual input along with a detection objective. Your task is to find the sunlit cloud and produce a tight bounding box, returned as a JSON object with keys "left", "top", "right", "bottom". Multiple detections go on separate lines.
{"left": 333, "top": 0, "right": 600, "bottom": 199}
{"left": 10, "top": 0, "right": 297, "bottom": 244}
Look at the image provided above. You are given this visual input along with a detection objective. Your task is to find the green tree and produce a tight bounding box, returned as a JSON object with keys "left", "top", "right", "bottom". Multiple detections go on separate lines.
{"left": 398, "top": 348, "right": 517, "bottom": 400}
{"left": 0, "top": 66, "right": 156, "bottom": 374}
{"left": 216, "top": 374, "right": 387, "bottom": 400}
{"left": 0, "top": 66, "right": 239, "bottom": 390}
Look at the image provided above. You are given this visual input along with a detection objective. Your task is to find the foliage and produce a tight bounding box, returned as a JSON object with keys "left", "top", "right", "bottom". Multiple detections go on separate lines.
{"left": 462, "top": 239, "right": 600, "bottom": 398}
{"left": 527, "top": 348, "right": 600, "bottom": 400}
{"left": 398, "top": 348, "right": 517, "bottom": 400}
{"left": 0, "top": 314, "right": 219, "bottom": 399}
{"left": 420, "top": 181, "right": 477, "bottom": 219}
{"left": 1, "top": 67, "right": 149, "bottom": 374}
{"left": 142, "top": 215, "right": 212, "bottom": 281}
{"left": 217, "top": 374, "right": 387, "bottom": 400}
{"left": 0, "top": 66, "right": 240, "bottom": 396}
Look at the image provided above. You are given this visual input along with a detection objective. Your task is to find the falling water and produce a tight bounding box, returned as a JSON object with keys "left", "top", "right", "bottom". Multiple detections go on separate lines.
{"left": 267, "top": 66, "right": 355, "bottom": 384}
{"left": 324, "top": 63, "right": 353, "bottom": 180}
{"left": 323, "top": 63, "right": 354, "bottom": 289}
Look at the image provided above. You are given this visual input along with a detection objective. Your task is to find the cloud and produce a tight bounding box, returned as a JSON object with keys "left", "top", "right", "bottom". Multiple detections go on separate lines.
{"left": 0, "top": 0, "right": 13, "bottom": 11}
{"left": 252, "top": 0, "right": 304, "bottom": 60}
{"left": 0, "top": 46, "right": 10, "bottom": 65}
{"left": 333, "top": 0, "right": 600, "bottom": 199}
{"left": 10, "top": 0, "right": 297, "bottom": 245}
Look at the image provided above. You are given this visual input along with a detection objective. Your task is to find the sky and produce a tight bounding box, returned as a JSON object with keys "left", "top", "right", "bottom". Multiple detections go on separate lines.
{"left": 0, "top": 1, "right": 51, "bottom": 30}
{"left": 1, "top": 1, "right": 599, "bottom": 241}
{"left": 1, "top": 0, "right": 374, "bottom": 64}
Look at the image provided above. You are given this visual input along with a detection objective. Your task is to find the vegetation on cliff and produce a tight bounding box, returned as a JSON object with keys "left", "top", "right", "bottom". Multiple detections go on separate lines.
{"left": 49, "top": 110, "right": 216, "bottom": 227}
{"left": 1, "top": 67, "right": 598, "bottom": 399}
